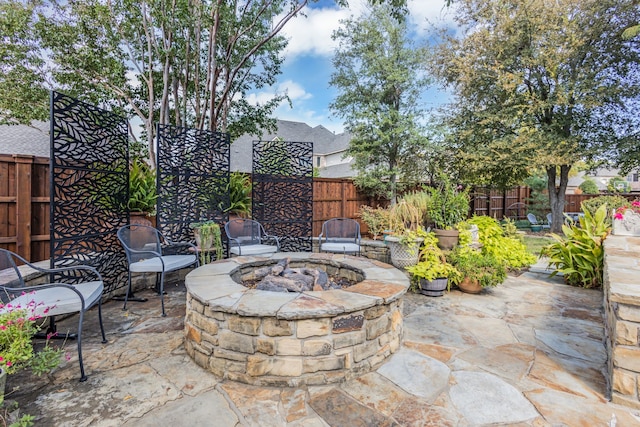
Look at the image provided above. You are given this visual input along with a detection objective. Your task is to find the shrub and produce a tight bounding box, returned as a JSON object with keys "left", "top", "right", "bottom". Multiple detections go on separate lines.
{"left": 468, "top": 216, "right": 536, "bottom": 271}
{"left": 581, "top": 195, "right": 629, "bottom": 220}
{"left": 542, "top": 204, "right": 610, "bottom": 288}
{"left": 447, "top": 246, "right": 507, "bottom": 288}
{"left": 358, "top": 206, "right": 390, "bottom": 239}
{"left": 578, "top": 177, "right": 599, "bottom": 194}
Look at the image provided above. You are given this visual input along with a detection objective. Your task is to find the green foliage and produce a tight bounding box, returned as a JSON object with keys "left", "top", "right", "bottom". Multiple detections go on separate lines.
{"left": 524, "top": 174, "right": 550, "bottom": 221}
{"left": 578, "top": 177, "right": 599, "bottom": 195}
{"left": 406, "top": 232, "right": 460, "bottom": 288}
{"left": 358, "top": 205, "right": 390, "bottom": 239}
{"left": 501, "top": 217, "right": 519, "bottom": 239}
{"left": 330, "top": 4, "right": 432, "bottom": 203}
{"left": 225, "top": 172, "right": 252, "bottom": 217}
{"left": 189, "top": 221, "right": 223, "bottom": 265}
{"left": 581, "top": 195, "right": 629, "bottom": 221}
{"left": 542, "top": 204, "right": 610, "bottom": 288}
{"left": 447, "top": 246, "right": 507, "bottom": 288}
{"left": 431, "top": 0, "right": 640, "bottom": 224}
{"left": 468, "top": 216, "right": 536, "bottom": 271}
{"left": 607, "top": 176, "right": 631, "bottom": 193}
{"left": 128, "top": 160, "right": 158, "bottom": 214}
{"left": 427, "top": 174, "right": 469, "bottom": 229}
{"left": 0, "top": 301, "right": 63, "bottom": 379}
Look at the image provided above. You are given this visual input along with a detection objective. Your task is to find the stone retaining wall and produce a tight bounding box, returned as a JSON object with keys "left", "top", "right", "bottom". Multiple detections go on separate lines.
{"left": 603, "top": 235, "right": 640, "bottom": 408}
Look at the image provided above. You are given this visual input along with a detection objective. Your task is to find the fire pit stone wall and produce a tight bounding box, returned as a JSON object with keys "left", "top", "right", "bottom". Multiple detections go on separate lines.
{"left": 184, "top": 252, "right": 410, "bottom": 387}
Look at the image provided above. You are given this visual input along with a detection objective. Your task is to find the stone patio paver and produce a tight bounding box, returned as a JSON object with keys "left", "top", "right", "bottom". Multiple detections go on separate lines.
{"left": 7, "top": 265, "right": 640, "bottom": 426}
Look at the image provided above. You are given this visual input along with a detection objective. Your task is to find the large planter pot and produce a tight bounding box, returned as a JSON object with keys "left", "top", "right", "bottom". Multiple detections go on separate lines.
{"left": 434, "top": 229, "right": 459, "bottom": 250}
{"left": 457, "top": 277, "right": 483, "bottom": 294}
{"left": 385, "top": 236, "right": 423, "bottom": 268}
{"left": 530, "top": 224, "right": 543, "bottom": 232}
{"left": 612, "top": 210, "right": 640, "bottom": 236}
{"left": 419, "top": 277, "right": 448, "bottom": 297}
{"left": 129, "top": 212, "right": 155, "bottom": 249}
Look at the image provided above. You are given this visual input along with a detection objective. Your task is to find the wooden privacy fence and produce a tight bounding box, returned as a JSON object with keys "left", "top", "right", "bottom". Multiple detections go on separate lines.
{"left": 5, "top": 153, "right": 639, "bottom": 263}
{"left": 0, "top": 154, "right": 50, "bottom": 263}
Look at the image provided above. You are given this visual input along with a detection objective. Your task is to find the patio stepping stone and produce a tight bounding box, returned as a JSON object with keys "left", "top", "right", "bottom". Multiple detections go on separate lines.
{"left": 308, "top": 389, "right": 392, "bottom": 426}
{"left": 377, "top": 348, "right": 450, "bottom": 403}
{"left": 121, "top": 389, "right": 238, "bottom": 427}
{"left": 449, "top": 371, "right": 539, "bottom": 425}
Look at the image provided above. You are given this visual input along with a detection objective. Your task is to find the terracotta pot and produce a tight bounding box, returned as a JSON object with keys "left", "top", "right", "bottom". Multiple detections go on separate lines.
{"left": 434, "top": 229, "right": 459, "bottom": 250}
{"left": 458, "top": 277, "right": 483, "bottom": 294}
{"left": 129, "top": 212, "right": 155, "bottom": 249}
{"left": 419, "top": 277, "right": 448, "bottom": 297}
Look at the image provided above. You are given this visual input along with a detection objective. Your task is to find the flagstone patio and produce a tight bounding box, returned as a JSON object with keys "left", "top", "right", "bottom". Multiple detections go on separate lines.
{"left": 6, "top": 261, "right": 640, "bottom": 426}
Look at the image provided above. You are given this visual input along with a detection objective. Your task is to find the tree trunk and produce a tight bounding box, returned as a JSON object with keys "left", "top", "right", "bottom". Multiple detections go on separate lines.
{"left": 547, "top": 165, "right": 570, "bottom": 233}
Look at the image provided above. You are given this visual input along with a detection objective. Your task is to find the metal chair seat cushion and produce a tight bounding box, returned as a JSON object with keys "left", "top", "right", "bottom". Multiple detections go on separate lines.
{"left": 229, "top": 244, "right": 279, "bottom": 256}
{"left": 0, "top": 281, "right": 103, "bottom": 317}
{"left": 129, "top": 254, "right": 197, "bottom": 273}
{"left": 320, "top": 242, "right": 361, "bottom": 253}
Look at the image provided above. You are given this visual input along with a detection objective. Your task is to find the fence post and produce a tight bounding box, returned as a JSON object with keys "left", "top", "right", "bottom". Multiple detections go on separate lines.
{"left": 341, "top": 180, "right": 347, "bottom": 217}
{"left": 14, "top": 155, "right": 33, "bottom": 261}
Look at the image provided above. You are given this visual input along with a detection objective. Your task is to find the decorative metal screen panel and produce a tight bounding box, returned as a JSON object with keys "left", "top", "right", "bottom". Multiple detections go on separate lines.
{"left": 252, "top": 140, "right": 313, "bottom": 252}
{"left": 156, "top": 124, "right": 230, "bottom": 243}
{"left": 50, "top": 91, "right": 129, "bottom": 294}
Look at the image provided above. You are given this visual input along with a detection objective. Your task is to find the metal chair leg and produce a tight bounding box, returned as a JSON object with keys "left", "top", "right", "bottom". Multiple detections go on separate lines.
{"left": 160, "top": 271, "right": 166, "bottom": 317}
{"left": 76, "top": 311, "right": 87, "bottom": 382}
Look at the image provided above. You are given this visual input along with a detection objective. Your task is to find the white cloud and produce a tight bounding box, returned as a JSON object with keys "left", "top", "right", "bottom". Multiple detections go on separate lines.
{"left": 280, "top": 0, "right": 455, "bottom": 60}
{"left": 280, "top": 6, "right": 350, "bottom": 58}
{"left": 246, "top": 80, "right": 312, "bottom": 106}
{"left": 407, "top": 0, "right": 457, "bottom": 33}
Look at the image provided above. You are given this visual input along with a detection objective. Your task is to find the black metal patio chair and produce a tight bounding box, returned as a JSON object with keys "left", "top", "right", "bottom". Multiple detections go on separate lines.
{"left": 117, "top": 224, "right": 199, "bottom": 317}
{"left": 318, "top": 218, "right": 361, "bottom": 256}
{"left": 0, "top": 249, "right": 107, "bottom": 382}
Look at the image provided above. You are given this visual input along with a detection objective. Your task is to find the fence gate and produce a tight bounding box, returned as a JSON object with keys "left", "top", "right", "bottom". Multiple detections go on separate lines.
{"left": 252, "top": 140, "right": 313, "bottom": 251}
{"left": 156, "top": 124, "right": 230, "bottom": 243}
{"left": 50, "top": 91, "right": 129, "bottom": 294}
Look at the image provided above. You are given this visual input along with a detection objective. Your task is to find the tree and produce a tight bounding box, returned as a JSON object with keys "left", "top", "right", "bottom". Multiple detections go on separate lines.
{"left": 330, "top": 4, "right": 431, "bottom": 204}
{"left": 1, "top": 0, "right": 410, "bottom": 168}
{"left": 578, "top": 177, "right": 599, "bottom": 195}
{"left": 431, "top": 0, "right": 640, "bottom": 232}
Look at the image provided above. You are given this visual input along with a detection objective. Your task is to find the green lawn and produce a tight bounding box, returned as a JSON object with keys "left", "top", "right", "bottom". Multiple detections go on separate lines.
{"left": 522, "top": 235, "right": 554, "bottom": 257}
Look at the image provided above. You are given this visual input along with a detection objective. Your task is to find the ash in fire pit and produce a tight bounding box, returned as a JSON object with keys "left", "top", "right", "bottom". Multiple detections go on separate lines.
{"left": 244, "top": 257, "right": 353, "bottom": 292}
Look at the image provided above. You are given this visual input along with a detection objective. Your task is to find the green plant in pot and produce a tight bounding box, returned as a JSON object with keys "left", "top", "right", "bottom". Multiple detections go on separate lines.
{"left": 427, "top": 174, "right": 470, "bottom": 250}
{"left": 225, "top": 172, "right": 252, "bottom": 218}
{"left": 189, "top": 221, "right": 223, "bottom": 265}
{"left": 447, "top": 246, "right": 507, "bottom": 293}
{"left": 406, "top": 232, "right": 461, "bottom": 297}
{"left": 129, "top": 159, "right": 158, "bottom": 219}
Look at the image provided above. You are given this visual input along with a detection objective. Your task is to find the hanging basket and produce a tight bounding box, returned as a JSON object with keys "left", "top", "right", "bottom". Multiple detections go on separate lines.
{"left": 386, "top": 236, "right": 423, "bottom": 269}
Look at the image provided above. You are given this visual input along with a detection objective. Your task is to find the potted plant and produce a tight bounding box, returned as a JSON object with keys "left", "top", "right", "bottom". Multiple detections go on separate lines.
{"left": 612, "top": 199, "right": 640, "bottom": 236}
{"left": 406, "top": 232, "right": 461, "bottom": 296}
{"left": 427, "top": 174, "right": 470, "bottom": 249}
{"left": 189, "top": 221, "right": 223, "bottom": 264}
{"left": 129, "top": 159, "right": 158, "bottom": 226}
{"left": 384, "top": 200, "right": 426, "bottom": 268}
{"left": 225, "top": 172, "right": 252, "bottom": 219}
{"left": 447, "top": 247, "right": 507, "bottom": 293}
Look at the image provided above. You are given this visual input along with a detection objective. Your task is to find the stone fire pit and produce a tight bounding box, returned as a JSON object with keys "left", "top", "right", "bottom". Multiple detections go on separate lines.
{"left": 184, "top": 252, "right": 409, "bottom": 386}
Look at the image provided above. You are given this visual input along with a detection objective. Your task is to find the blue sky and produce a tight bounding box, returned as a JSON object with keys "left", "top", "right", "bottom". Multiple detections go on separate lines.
{"left": 247, "top": 0, "right": 457, "bottom": 134}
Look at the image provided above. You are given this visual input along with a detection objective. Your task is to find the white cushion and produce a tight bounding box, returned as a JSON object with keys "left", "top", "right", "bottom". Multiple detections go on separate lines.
{"left": 230, "top": 244, "right": 278, "bottom": 256}
{"left": 0, "top": 281, "right": 103, "bottom": 317}
{"left": 321, "top": 243, "right": 360, "bottom": 254}
{"left": 129, "top": 254, "right": 197, "bottom": 273}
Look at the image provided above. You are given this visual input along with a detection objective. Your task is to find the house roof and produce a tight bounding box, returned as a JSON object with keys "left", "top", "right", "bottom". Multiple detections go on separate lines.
{"left": 1, "top": 119, "right": 355, "bottom": 175}
{"left": 318, "top": 162, "right": 356, "bottom": 179}
{"left": 0, "top": 121, "right": 50, "bottom": 158}
{"left": 230, "top": 119, "right": 351, "bottom": 173}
